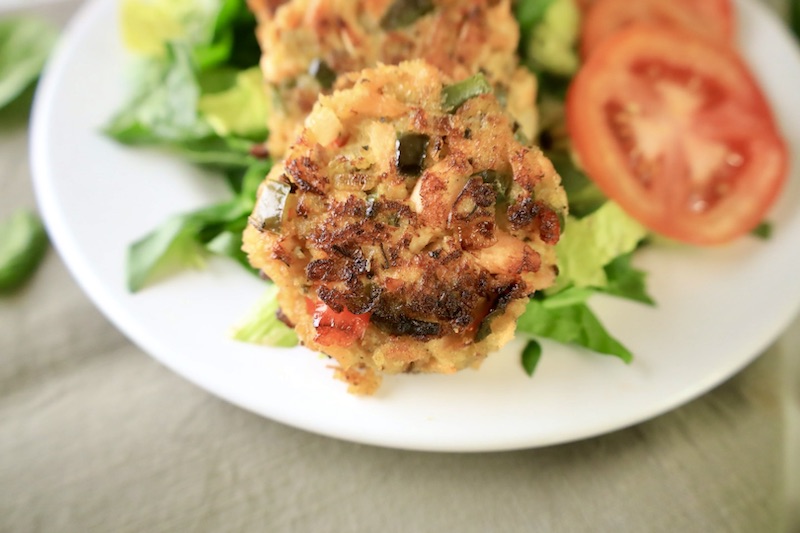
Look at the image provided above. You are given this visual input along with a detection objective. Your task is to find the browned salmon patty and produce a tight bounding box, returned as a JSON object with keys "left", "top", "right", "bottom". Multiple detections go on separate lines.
{"left": 243, "top": 61, "right": 566, "bottom": 394}
{"left": 250, "top": 0, "right": 538, "bottom": 157}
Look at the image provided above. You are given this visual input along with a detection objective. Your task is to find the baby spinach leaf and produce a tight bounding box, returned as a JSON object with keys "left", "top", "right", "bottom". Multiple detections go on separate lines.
{"left": 0, "top": 210, "right": 48, "bottom": 293}
{"left": 0, "top": 17, "right": 58, "bottom": 110}
{"left": 127, "top": 200, "right": 246, "bottom": 292}
{"left": 105, "top": 43, "right": 211, "bottom": 145}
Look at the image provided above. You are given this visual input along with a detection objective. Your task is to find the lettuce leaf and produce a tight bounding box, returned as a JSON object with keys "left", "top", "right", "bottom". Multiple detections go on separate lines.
{"left": 554, "top": 201, "right": 649, "bottom": 291}
{"left": 198, "top": 67, "right": 268, "bottom": 139}
{"left": 517, "top": 298, "right": 633, "bottom": 363}
{"left": 232, "top": 284, "right": 299, "bottom": 347}
{"left": 120, "top": 0, "right": 222, "bottom": 57}
{"left": 516, "top": 203, "right": 651, "bottom": 368}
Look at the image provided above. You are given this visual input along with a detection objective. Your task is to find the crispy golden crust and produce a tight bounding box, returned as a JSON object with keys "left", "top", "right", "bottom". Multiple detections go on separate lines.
{"left": 243, "top": 61, "right": 566, "bottom": 394}
{"left": 252, "top": 0, "right": 538, "bottom": 157}
{"left": 246, "top": 0, "right": 286, "bottom": 21}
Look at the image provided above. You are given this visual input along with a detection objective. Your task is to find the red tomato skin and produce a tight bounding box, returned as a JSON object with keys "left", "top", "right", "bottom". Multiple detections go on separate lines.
{"left": 566, "top": 25, "right": 788, "bottom": 245}
{"left": 305, "top": 298, "right": 370, "bottom": 347}
{"left": 581, "top": 0, "right": 735, "bottom": 58}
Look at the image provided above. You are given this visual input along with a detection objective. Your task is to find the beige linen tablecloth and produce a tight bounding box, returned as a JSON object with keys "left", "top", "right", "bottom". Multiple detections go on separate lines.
{"left": 1, "top": 1, "right": 798, "bottom": 531}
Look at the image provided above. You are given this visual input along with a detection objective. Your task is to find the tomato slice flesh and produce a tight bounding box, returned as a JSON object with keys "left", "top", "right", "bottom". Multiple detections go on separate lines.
{"left": 567, "top": 26, "right": 787, "bottom": 245}
{"left": 306, "top": 298, "right": 370, "bottom": 347}
{"left": 581, "top": 0, "right": 734, "bottom": 57}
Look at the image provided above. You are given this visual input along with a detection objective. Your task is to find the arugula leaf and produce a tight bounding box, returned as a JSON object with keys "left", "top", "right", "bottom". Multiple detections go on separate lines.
{"left": 517, "top": 299, "right": 633, "bottom": 363}
{"left": 232, "top": 284, "right": 299, "bottom": 347}
{"left": 521, "top": 340, "right": 543, "bottom": 377}
{"left": 0, "top": 17, "right": 58, "bottom": 110}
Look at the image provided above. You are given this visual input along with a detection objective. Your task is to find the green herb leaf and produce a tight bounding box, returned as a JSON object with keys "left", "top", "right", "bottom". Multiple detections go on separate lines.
{"left": 206, "top": 230, "right": 250, "bottom": 269}
{"left": 198, "top": 67, "right": 268, "bottom": 139}
{"left": 521, "top": 339, "right": 543, "bottom": 377}
{"left": 127, "top": 200, "right": 248, "bottom": 292}
{"left": 0, "top": 17, "right": 58, "bottom": 110}
{"left": 517, "top": 299, "right": 633, "bottom": 363}
{"left": 601, "top": 252, "right": 655, "bottom": 305}
{"left": 232, "top": 284, "right": 299, "bottom": 347}
{"left": 540, "top": 286, "right": 596, "bottom": 309}
{"left": 127, "top": 160, "right": 270, "bottom": 291}
{"left": 105, "top": 43, "right": 211, "bottom": 145}
{"left": 0, "top": 210, "right": 48, "bottom": 293}
{"left": 160, "top": 136, "right": 262, "bottom": 171}
{"left": 751, "top": 221, "right": 773, "bottom": 240}
{"left": 441, "top": 74, "right": 492, "bottom": 113}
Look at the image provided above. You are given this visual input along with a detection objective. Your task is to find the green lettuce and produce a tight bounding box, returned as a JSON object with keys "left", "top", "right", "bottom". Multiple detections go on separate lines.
{"left": 232, "top": 284, "right": 299, "bottom": 347}
{"left": 517, "top": 299, "right": 633, "bottom": 363}
{"left": 119, "top": 0, "right": 222, "bottom": 58}
{"left": 515, "top": 201, "right": 652, "bottom": 367}
{"left": 554, "top": 201, "right": 649, "bottom": 291}
{"left": 524, "top": 0, "right": 580, "bottom": 76}
{"left": 198, "top": 67, "right": 269, "bottom": 139}
{"left": 105, "top": 43, "right": 212, "bottom": 145}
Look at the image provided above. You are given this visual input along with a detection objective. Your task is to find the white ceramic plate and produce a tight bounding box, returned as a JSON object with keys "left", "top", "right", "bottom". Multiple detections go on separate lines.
{"left": 32, "top": 0, "right": 800, "bottom": 452}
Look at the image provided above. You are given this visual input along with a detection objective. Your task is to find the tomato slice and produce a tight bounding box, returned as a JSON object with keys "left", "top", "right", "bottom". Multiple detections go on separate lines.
{"left": 566, "top": 25, "right": 787, "bottom": 245}
{"left": 306, "top": 298, "right": 370, "bottom": 347}
{"left": 581, "top": 0, "right": 735, "bottom": 58}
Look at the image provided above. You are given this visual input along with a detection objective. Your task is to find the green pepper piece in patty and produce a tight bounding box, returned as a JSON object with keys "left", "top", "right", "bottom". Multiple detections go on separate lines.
{"left": 442, "top": 74, "right": 492, "bottom": 113}
{"left": 308, "top": 58, "right": 337, "bottom": 90}
{"left": 380, "top": 0, "right": 435, "bottom": 30}
{"left": 475, "top": 170, "right": 512, "bottom": 203}
{"left": 251, "top": 180, "right": 291, "bottom": 232}
{"left": 395, "top": 133, "right": 429, "bottom": 176}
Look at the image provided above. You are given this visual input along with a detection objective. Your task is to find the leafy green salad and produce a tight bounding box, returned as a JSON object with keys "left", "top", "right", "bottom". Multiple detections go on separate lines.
{"left": 107, "top": 0, "right": 656, "bottom": 376}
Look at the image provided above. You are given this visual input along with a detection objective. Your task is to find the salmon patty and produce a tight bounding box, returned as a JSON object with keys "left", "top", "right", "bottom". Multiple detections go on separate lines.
{"left": 243, "top": 61, "right": 566, "bottom": 394}
{"left": 250, "top": 0, "right": 538, "bottom": 157}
